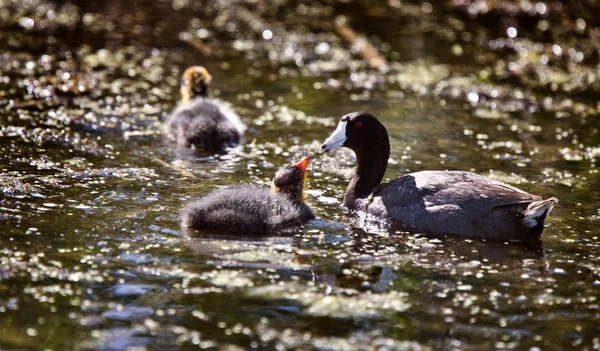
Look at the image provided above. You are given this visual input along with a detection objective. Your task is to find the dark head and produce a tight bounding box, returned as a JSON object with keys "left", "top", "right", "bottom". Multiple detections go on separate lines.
{"left": 180, "top": 66, "right": 212, "bottom": 102}
{"left": 319, "top": 112, "right": 389, "bottom": 154}
{"left": 319, "top": 112, "right": 391, "bottom": 204}
{"left": 271, "top": 156, "right": 311, "bottom": 203}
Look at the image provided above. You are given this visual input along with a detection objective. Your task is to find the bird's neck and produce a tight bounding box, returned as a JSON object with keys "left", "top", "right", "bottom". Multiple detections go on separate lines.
{"left": 344, "top": 140, "right": 390, "bottom": 207}
{"left": 270, "top": 183, "right": 304, "bottom": 204}
{"left": 181, "top": 85, "right": 208, "bottom": 103}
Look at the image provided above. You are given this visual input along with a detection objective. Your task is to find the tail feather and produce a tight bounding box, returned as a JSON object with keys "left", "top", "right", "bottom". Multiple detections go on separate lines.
{"left": 522, "top": 197, "right": 558, "bottom": 233}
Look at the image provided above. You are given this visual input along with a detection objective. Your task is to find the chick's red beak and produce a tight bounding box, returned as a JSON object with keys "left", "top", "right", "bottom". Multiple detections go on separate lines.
{"left": 295, "top": 156, "right": 311, "bottom": 173}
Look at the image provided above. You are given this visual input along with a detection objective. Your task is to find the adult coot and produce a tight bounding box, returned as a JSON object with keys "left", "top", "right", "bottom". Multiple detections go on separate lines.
{"left": 165, "top": 66, "right": 246, "bottom": 152}
{"left": 182, "top": 156, "right": 315, "bottom": 234}
{"left": 320, "top": 111, "right": 557, "bottom": 240}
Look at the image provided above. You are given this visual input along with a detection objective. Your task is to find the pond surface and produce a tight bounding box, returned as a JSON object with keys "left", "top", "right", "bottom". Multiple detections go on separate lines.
{"left": 1, "top": 0, "right": 600, "bottom": 350}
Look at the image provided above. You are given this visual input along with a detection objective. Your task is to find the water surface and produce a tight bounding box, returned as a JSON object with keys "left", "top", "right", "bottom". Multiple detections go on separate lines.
{"left": 1, "top": 0, "right": 599, "bottom": 350}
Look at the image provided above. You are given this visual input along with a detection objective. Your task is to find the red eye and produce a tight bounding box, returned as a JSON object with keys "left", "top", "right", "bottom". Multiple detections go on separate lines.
{"left": 355, "top": 121, "right": 363, "bottom": 129}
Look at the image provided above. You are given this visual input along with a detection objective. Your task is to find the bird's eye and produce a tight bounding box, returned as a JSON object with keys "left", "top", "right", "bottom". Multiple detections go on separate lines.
{"left": 355, "top": 121, "right": 363, "bottom": 129}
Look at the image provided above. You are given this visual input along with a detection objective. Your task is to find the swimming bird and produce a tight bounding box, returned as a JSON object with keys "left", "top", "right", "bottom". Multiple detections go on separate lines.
{"left": 181, "top": 156, "right": 315, "bottom": 234}
{"left": 164, "top": 66, "right": 245, "bottom": 152}
{"left": 320, "top": 111, "right": 557, "bottom": 240}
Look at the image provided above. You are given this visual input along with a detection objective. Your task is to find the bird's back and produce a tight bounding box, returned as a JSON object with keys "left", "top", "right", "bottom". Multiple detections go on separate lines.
{"left": 361, "top": 171, "right": 556, "bottom": 239}
{"left": 181, "top": 185, "right": 314, "bottom": 235}
{"left": 165, "top": 98, "right": 245, "bottom": 150}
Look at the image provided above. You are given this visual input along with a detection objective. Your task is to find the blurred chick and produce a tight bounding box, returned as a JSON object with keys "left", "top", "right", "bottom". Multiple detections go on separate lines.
{"left": 164, "top": 66, "right": 246, "bottom": 152}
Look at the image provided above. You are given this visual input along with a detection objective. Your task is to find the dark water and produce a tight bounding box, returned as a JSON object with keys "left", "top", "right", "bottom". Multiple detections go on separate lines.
{"left": 1, "top": 0, "right": 599, "bottom": 350}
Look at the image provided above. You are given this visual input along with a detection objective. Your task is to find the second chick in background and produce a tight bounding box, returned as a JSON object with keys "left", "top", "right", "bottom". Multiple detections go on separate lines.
{"left": 165, "top": 66, "right": 246, "bottom": 152}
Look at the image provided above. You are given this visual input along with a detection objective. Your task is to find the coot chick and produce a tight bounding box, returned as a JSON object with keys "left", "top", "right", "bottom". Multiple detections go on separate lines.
{"left": 164, "top": 66, "right": 246, "bottom": 152}
{"left": 320, "top": 111, "right": 557, "bottom": 240}
{"left": 181, "top": 156, "right": 315, "bottom": 234}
